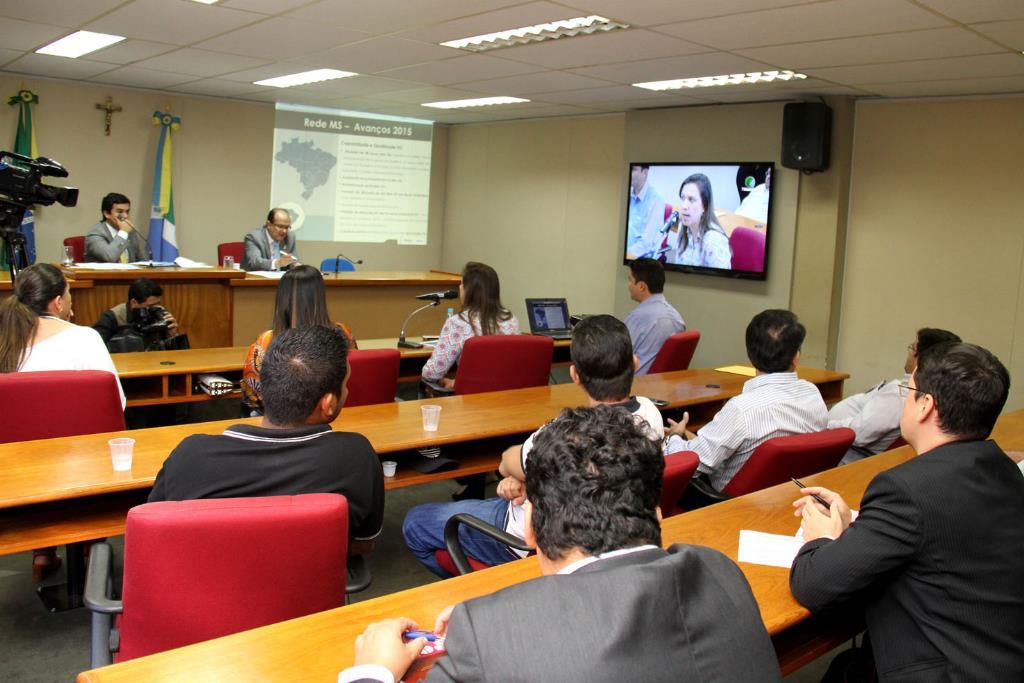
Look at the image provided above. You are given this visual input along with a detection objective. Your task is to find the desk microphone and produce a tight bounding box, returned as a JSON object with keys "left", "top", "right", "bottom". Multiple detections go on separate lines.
{"left": 660, "top": 210, "right": 679, "bottom": 234}
{"left": 334, "top": 253, "right": 364, "bottom": 272}
{"left": 415, "top": 290, "right": 458, "bottom": 301}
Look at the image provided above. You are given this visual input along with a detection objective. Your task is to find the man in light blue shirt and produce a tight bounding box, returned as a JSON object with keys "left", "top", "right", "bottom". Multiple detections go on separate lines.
{"left": 624, "top": 258, "right": 685, "bottom": 374}
{"left": 626, "top": 164, "right": 665, "bottom": 253}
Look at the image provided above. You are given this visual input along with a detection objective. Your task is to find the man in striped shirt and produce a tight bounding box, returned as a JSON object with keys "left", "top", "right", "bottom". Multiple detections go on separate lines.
{"left": 667, "top": 309, "right": 827, "bottom": 492}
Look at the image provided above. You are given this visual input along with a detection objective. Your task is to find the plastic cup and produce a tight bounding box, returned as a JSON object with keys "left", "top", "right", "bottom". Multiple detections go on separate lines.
{"left": 222, "top": 255, "right": 235, "bottom": 269}
{"left": 381, "top": 461, "right": 398, "bottom": 477}
{"left": 421, "top": 405, "right": 442, "bottom": 431}
{"left": 62, "top": 245, "right": 75, "bottom": 266}
{"left": 109, "top": 438, "right": 135, "bottom": 472}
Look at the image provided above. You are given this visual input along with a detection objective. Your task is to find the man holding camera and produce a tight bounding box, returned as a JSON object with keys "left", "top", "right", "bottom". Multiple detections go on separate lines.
{"left": 85, "top": 192, "right": 149, "bottom": 263}
{"left": 92, "top": 277, "right": 183, "bottom": 352}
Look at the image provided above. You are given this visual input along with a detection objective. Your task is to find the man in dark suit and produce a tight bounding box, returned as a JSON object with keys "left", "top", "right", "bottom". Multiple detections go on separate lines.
{"left": 341, "top": 405, "right": 781, "bottom": 683}
{"left": 242, "top": 208, "right": 298, "bottom": 271}
{"left": 85, "top": 192, "right": 149, "bottom": 263}
{"left": 791, "top": 342, "right": 1024, "bottom": 682}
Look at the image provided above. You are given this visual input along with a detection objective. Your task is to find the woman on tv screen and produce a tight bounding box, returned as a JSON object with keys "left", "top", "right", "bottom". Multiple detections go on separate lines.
{"left": 666, "top": 173, "right": 731, "bottom": 269}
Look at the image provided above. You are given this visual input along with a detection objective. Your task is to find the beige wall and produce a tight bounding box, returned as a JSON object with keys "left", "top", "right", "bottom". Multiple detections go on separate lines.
{"left": 837, "top": 96, "right": 1024, "bottom": 410}
{"left": 441, "top": 114, "right": 626, "bottom": 323}
{"left": 0, "top": 76, "right": 446, "bottom": 270}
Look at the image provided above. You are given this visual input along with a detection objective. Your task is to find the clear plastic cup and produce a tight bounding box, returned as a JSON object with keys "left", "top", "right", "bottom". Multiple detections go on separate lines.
{"left": 421, "top": 405, "right": 442, "bottom": 431}
{"left": 62, "top": 245, "right": 75, "bottom": 266}
{"left": 381, "top": 461, "right": 397, "bottom": 477}
{"left": 222, "top": 255, "right": 235, "bottom": 269}
{"left": 108, "top": 437, "right": 135, "bottom": 472}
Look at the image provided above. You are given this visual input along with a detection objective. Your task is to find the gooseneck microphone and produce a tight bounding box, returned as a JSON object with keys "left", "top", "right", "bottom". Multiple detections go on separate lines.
{"left": 415, "top": 290, "right": 458, "bottom": 302}
{"left": 334, "top": 252, "right": 364, "bottom": 272}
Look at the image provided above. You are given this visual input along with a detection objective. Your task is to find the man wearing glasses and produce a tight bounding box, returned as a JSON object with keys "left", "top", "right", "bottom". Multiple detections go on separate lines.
{"left": 790, "top": 342, "right": 1024, "bottom": 681}
{"left": 827, "top": 328, "right": 959, "bottom": 462}
{"left": 243, "top": 207, "right": 298, "bottom": 271}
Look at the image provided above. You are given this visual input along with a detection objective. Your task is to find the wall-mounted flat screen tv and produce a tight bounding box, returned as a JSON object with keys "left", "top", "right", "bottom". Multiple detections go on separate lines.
{"left": 623, "top": 162, "right": 774, "bottom": 281}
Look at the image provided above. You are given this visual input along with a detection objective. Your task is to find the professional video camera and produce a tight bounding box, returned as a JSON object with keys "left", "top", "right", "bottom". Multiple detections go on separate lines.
{"left": 0, "top": 151, "right": 79, "bottom": 276}
{"left": 108, "top": 305, "right": 190, "bottom": 353}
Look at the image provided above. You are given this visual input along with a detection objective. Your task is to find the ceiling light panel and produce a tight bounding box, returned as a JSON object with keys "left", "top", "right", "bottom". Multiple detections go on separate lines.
{"left": 634, "top": 70, "right": 807, "bottom": 90}
{"left": 441, "top": 15, "right": 629, "bottom": 52}
{"left": 255, "top": 69, "right": 357, "bottom": 88}
{"left": 422, "top": 96, "right": 530, "bottom": 109}
{"left": 36, "top": 30, "right": 125, "bottom": 58}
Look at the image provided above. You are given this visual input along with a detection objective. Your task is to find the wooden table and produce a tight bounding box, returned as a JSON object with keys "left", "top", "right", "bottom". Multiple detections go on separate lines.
{"left": 0, "top": 367, "right": 845, "bottom": 556}
{"left": 111, "top": 339, "right": 573, "bottom": 407}
{"left": 79, "top": 410, "right": 1023, "bottom": 681}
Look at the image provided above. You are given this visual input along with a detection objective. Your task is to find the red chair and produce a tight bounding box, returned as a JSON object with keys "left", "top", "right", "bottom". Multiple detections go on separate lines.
{"left": 729, "top": 227, "right": 766, "bottom": 272}
{"left": 84, "top": 494, "right": 349, "bottom": 667}
{"left": 344, "top": 348, "right": 400, "bottom": 407}
{"left": 648, "top": 330, "right": 701, "bottom": 374}
{"left": 426, "top": 335, "right": 554, "bottom": 396}
{"left": 722, "top": 428, "right": 855, "bottom": 498}
{"left": 63, "top": 236, "right": 85, "bottom": 263}
{"left": 217, "top": 241, "right": 244, "bottom": 266}
{"left": 660, "top": 450, "right": 700, "bottom": 518}
{"left": 887, "top": 436, "right": 908, "bottom": 450}
{"left": 0, "top": 370, "right": 124, "bottom": 442}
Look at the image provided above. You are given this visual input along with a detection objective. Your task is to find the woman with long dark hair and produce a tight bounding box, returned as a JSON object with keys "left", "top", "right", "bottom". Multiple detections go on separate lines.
{"left": 667, "top": 173, "right": 731, "bottom": 269}
{"left": 242, "top": 265, "right": 355, "bottom": 413}
{"left": 421, "top": 261, "right": 518, "bottom": 389}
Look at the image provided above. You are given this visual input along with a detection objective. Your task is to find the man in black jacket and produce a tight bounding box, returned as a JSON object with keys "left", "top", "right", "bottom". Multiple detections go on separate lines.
{"left": 92, "top": 277, "right": 179, "bottom": 349}
{"left": 790, "top": 342, "right": 1024, "bottom": 681}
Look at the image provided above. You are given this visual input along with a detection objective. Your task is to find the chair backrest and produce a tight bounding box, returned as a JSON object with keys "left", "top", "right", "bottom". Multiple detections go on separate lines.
{"left": 648, "top": 330, "right": 701, "bottom": 374}
{"left": 217, "top": 242, "right": 244, "bottom": 265}
{"left": 319, "top": 257, "right": 356, "bottom": 272}
{"left": 888, "top": 435, "right": 908, "bottom": 450}
{"left": 117, "top": 494, "right": 348, "bottom": 662}
{"left": 729, "top": 227, "right": 766, "bottom": 272}
{"left": 63, "top": 236, "right": 85, "bottom": 262}
{"left": 722, "top": 427, "right": 856, "bottom": 497}
{"left": 344, "top": 348, "right": 400, "bottom": 407}
{"left": 454, "top": 335, "right": 554, "bottom": 395}
{"left": 660, "top": 450, "right": 700, "bottom": 518}
{"left": 0, "top": 370, "right": 124, "bottom": 443}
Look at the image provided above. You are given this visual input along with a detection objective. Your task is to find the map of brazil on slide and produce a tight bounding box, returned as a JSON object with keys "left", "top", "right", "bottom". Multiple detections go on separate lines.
{"left": 276, "top": 137, "right": 337, "bottom": 200}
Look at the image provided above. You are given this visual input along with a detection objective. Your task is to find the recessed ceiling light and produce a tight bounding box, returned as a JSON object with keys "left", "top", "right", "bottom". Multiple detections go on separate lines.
{"left": 35, "top": 31, "right": 125, "bottom": 59}
{"left": 254, "top": 69, "right": 358, "bottom": 88}
{"left": 422, "top": 96, "right": 530, "bottom": 110}
{"left": 191, "top": 0, "right": 221, "bottom": 4}
{"left": 634, "top": 70, "right": 807, "bottom": 91}
{"left": 441, "top": 15, "right": 629, "bottom": 52}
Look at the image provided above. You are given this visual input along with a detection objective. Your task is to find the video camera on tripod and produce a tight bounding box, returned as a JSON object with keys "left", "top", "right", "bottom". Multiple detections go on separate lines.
{"left": 0, "top": 151, "right": 79, "bottom": 277}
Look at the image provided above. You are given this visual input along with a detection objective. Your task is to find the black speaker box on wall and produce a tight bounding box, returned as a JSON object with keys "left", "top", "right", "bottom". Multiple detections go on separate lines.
{"left": 782, "top": 102, "right": 831, "bottom": 172}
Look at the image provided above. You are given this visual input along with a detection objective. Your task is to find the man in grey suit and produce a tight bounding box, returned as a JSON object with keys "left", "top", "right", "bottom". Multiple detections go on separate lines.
{"left": 242, "top": 208, "right": 298, "bottom": 271}
{"left": 341, "top": 405, "right": 781, "bottom": 683}
{"left": 85, "top": 192, "right": 149, "bottom": 263}
{"left": 791, "top": 342, "right": 1024, "bottom": 681}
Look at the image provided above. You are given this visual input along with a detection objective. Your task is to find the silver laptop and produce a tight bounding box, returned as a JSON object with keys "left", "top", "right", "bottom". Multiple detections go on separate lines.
{"left": 525, "top": 298, "right": 573, "bottom": 339}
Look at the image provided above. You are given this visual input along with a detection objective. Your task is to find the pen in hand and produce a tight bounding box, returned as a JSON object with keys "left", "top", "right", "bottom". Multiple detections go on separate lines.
{"left": 792, "top": 477, "right": 831, "bottom": 517}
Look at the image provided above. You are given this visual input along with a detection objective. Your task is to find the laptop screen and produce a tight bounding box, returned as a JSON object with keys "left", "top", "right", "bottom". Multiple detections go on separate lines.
{"left": 525, "top": 298, "right": 570, "bottom": 333}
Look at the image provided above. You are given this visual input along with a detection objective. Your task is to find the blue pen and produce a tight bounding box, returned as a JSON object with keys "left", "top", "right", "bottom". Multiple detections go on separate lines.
{"left": 403, "top": 630, "right": 436, "bottom": 642}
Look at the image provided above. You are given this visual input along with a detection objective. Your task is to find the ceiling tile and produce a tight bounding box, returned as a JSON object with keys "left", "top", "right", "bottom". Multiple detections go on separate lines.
{"left": 915, "top": 0, "right": 1024, "bottom": 23}
{"left": 218, "top": 62, "right": 325, "bottom": 83}
{"left": 2, "top": 53, "right": 116, "bottom": 79}
{"left": 455, "top": 70, "right": 612, "bottom": 95}
{"left": 85, "top": 0, "right": 264, "bottom": 45}
{"left": 396, "top": 2, "right": 582, "bottom": 44}
{"left": 288, "top": 0, "right": 522, "bottom": 35}
{"left": 89, "top": 66, "right": 196, "bottom": 89}
{"left": 0, "top": 19, "right": 67, "bottom": 51}
{"left": 221, "top": 0, "right": 312, "bottom": 14}
{"left": 556, "top": 0, "right": 822, "bottom": 26}
{"left": 493, "top": 29, "right": 706, "bottom": 70}
{"left": 166, "top": 78, "right": 268, "bottom": 97}
{"left": 570, "top": 52, "right": 774, "bottom": 84}
{"left": 736, "top": 27, "right": 1007, "bottom": 69}
{"left": 0, "top": 0, "right": 125, "bottom": 27}
{"left": 313, "top": 37, "right": 460, "bottom": 74}
{"left": 373, "top": 86, "right": 493, "bottom": 105}
{"left": 657, "top": 0, "right": 951, "bottom": 50}
{"left": 807, "top": 53, "right": 1024, "bottom": 85}
{"left": 195, "top": 17, "right": 370, "bottom": 60}
{"left": 286, "top": 75, "right": 421, "bottom": 98}
{"left": 0, "top": 49, "right": 24, "bottom": 67}
{"left": 382, "top": 54, "right": 541, "bottom": 86}
{"left": 970, "top": 20, "right": 1024, "bottom": 51}
{"left": 89, "top": 39, "right": 179, "bottom": 66}
{"left": 534, "top": 85, "right": 678, "bottom": 105}
{"left": 135, "top": 49, "right": 270, "bottom": 78}
{"left": 863, "top": 74, "right": 1024, "bottom": 97}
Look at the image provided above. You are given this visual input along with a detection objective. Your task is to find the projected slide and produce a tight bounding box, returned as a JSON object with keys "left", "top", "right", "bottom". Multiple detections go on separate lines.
{"left": 271, "top": 104, "right": 433, "bottom": 245}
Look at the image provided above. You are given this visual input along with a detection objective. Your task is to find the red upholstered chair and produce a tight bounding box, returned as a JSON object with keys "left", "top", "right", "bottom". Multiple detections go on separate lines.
{"left": 648, "top": 330, "right": 701, "bottom": 374}
{"left": 0, "top": 370, "right": 124, "bottom": 442}
{"left": 63, "top": 236, "right": 85, "bottom": 263}
{"left": 217, "top": 241, "right": 244, "bottom": 265}
{"left": 344, "top": 349, "right": 400, "bottom": 407}
{"left": 84, "top": 494, "right": 349, "bottom": 667}
{"left": 721, "top": 427, "right": 855, "bottom": 498}
{"left": 887, "top": 435, "right": 908, "bottom": 450}
{"left": 660, "top": 450, "right": 700, "bottom": 518}
{"left": 729, "top": 227, "right": 766, "bottom": 272}
{"left": 425, "top": 335, "right": 554, "bottom": 396}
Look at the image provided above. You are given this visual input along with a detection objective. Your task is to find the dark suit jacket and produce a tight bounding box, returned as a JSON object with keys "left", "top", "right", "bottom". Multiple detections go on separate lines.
{"left": 242, "top": 226, "right": 296, "bottom": 271}
{"left": 85, "top": 220, "right": 149, "bottom": 262}
{"left": 791, "top": 439, "right": 1024, "bottom": 682}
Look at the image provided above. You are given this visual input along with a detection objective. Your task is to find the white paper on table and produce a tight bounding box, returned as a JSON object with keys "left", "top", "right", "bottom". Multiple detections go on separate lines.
{"left": 737, "top": 529, "right": 806, "bottom": 568}
{"left": 174, "top": 256, "right": 211, "bottom": 268}
{"left": 247, "top": 270, "right": 287, "bottom": 279}
{"left": 69, "top": 262, "right": 139, "bottom": 270}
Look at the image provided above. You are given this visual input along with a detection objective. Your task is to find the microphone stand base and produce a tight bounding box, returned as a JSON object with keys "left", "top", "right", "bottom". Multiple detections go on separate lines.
{"left": 398, "top": 339, "right": 424, "bottom": 348}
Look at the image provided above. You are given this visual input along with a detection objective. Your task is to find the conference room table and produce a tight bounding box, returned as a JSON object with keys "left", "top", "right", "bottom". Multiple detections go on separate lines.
{"left": 0, "top": 366, "right": 846, "bottom": 559}
{"left": 74, "top": 411, "right": 1024, "bottom": 681}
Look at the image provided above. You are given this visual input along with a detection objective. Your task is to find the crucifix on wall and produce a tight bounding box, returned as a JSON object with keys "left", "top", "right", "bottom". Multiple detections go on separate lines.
{"left": 95, "top": 96, "right": 122, "bottom": 136}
